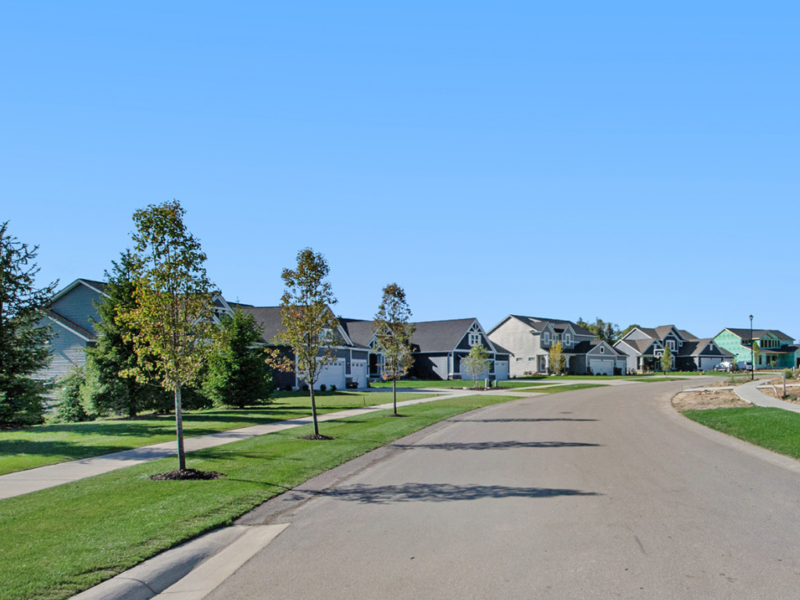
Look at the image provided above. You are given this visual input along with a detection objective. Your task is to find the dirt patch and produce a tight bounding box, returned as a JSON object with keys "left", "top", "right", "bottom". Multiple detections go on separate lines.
{"left": 150, "top": 469, "right": 225, "bottom": 481}
{"left": 672, "top": 390, "right": 751, "bottom": 412}
{"left": 299, "top": 434, "right": 335, "bottom": 440}
{"left": 758, "top": 387, "right": 800, "bottom": 404}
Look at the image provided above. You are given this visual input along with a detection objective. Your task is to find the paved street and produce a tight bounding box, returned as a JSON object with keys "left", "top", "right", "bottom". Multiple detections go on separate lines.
{"left": 207, "top": 380, "right": 800, "bottom": 599}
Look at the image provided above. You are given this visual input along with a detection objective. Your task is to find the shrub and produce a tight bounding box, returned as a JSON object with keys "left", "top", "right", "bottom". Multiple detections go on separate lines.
{"left": 319, "top": 384, "right": 327, "bottom": 392}
{"left": 301, "top": 384, "right": 309, "bottom": 392}
{"left": 53, "top": 366, "right": 92, "bottom": 423}
{"left": 283, "top": 385, "right": 293, "bottom": 392}
{"left": 330, "top": 384, "right": 337, "bottom": 392}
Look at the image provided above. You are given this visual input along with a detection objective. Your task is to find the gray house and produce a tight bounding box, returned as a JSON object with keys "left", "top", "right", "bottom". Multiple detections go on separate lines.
{"left": 487, "top": 315, "right": 628, "bottom": 376}
{"left": 40, "top": 278, "right": 108, "bottom": 380}
{"left": 408, "top": 318, "right": 510, "bottom": 380}
{"left": 614, "top": 325, "right": 732, "bottom": 372}
{"left": 238, "top": 306, "right": 375, "bottom": 390}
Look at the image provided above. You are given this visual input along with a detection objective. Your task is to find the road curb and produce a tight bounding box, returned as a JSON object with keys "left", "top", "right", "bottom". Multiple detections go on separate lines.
{"left": 70, "top": 526, "right": 249, "bottom": 600}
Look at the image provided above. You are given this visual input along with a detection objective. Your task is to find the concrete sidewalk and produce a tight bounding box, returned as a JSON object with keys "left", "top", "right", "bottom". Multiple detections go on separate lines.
{"left": 735, "top": 380, "right": 800, "bottom": 413}
{"left": 0, "top": 391, "right": 471, "bottom": 501}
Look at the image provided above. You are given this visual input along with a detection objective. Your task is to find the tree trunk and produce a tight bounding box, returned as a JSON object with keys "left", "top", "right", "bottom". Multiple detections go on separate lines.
{"left": 175, "top": 385, "right": 186, "bottom": 471}
{"left": 310, "top": 384, "right": 319, "bottom": 436}
{"left": 393, "top": 379, "right": 397, "bottom": 416}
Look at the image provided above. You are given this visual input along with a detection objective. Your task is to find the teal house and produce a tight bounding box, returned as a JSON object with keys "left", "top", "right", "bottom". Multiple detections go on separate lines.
{"left": 713, "top": 328, "right": 800, "bottom": 369}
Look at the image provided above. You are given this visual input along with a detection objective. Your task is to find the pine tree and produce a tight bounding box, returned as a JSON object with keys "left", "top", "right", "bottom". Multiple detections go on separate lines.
{"left": 204, "top": 308, "right": 274, "bottom": 409}
{"left": 86, "top": 251, "right": 171, "bottom": 418}
{"left": 0, "top": 222, "right": 58, "bottom": 426}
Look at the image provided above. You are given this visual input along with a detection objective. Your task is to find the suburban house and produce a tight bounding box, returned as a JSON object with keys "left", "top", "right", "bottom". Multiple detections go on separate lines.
{"left": 614, "top": 325, "right": 732, "bottom": 372}
{"left": 39, "top": 278, "right": 108, "bottom": 380}
{"left": 487, "top": 315, "right": 626, "bottom": 376}
{"left": 714, "top": 328, "right": 799, "bottom": 369}
{"left": 407, "top": 318, "right": 510, "bottom": 380}
{"left": 238, "top": 306, "right": 376, "bottom": 390}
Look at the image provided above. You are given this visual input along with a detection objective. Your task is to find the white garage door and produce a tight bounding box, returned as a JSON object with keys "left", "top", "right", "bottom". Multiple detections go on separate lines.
{"left": 589, "top": 358, "right": 614, "bottom": 376}
{"left": 494, "top": 361, "right": 509, "bottom": 381}
{"left": 316, "top": 359, "right": 346, "bottom": 390}
{"left": 700, "top": 357, "right": 722, "bottom": 371}
{"left": 350, "top": 360, "right": 368, "bottom": 388}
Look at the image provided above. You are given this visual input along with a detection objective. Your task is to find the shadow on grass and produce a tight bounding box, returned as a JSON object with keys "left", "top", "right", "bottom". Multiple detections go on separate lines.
{"left": 301, "top": 482, "right": 599, "bottom": 504}
{"left": 390, "top": 441, "right": 600, "bottom": 450}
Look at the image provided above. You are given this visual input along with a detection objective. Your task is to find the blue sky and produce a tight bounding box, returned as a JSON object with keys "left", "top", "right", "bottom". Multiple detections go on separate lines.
{"left": 3, "top": 2, "right": 798, "bottom": 339}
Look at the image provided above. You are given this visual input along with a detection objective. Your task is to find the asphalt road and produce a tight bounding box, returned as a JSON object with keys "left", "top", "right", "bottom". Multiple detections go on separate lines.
{"left": 207, "top": 381, "right": 800, "bottom": 599}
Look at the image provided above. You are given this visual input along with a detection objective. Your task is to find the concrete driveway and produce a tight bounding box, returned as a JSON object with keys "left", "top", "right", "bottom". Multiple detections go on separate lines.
{"left": 206, "top": 380, "right": 800, "bottom": 599}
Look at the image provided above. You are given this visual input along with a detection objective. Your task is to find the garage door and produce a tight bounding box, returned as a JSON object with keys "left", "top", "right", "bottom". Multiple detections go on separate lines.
{"left": 350, "top": 360, "right": 368, "bottom": 388}
{"left": 589, "top": 358, "right": 614, "bottom": 376}
{"left": 316, "top": 359, "right": 346, "bottom": 390}
{"left": 700, "top": 357, "right": 722, "bottom": 371}
{"left": 494, "top": 361, "right": 509, "bottom": 380}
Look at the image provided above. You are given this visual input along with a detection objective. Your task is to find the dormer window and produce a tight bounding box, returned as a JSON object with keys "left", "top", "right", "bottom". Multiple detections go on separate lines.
{"left": 543, "top": 332, "right": 550, "bottom": 344}
{"left": 565, "top": 333, "right": 571, "bottom": 346}
{"left": 468, "top": 333, "right": 481, "bottom": 346}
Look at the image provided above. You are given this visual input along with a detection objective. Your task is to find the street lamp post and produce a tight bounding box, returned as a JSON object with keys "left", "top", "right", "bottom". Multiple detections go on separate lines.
{"left": 750, "top": 315, "right": 754, "bottom": 381}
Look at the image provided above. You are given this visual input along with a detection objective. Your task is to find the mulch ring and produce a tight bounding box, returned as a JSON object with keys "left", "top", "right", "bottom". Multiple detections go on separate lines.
{"left": 150, "top": 468, "right": 226, "bottom": 481}
{"left": 386, "top": 413, "right": 408, "bottom": 417}
{"left": 299, "top": 434, "right": 335, "bottom": 441}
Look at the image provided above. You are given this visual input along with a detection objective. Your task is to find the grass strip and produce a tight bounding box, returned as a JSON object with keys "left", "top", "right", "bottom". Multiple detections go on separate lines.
{"left": 683, "top": 406, "right": 800, "bottom": 461}
{"left": 0, "top": 392, "right": 430, "bottom": 475}
{"left": 0, "top": 394, "right": 519, "bottom": 600}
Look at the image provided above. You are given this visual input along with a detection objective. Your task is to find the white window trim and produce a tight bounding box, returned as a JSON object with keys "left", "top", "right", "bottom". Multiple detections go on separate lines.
{"left": 600, "top": 346, "right": 605, "bottom": 354}
{"left": 468, "top": 333, "right": 481, "bottom": 347}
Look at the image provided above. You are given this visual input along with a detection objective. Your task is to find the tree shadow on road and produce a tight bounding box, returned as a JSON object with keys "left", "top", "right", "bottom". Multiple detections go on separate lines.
{"left": 304, "top": 482, "right": 600, "bottom": 504}
{"left": 450, "top": 418, "right": 597, "bottom": 423}
{"left": 389, "top": 441, "right": 600, "bottom": 451}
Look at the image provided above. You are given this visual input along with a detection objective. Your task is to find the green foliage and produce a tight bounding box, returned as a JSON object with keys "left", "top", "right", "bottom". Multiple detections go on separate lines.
{"left": 661, "top": 346, "right": 673, "bottom": 373}
{"left": 373, "top": 283, "right": 415, "bottom": 415}
{"left": 462, "top": 343, "right": 491, "bottom": 387}
{"left": 576, "top": 317, "right": 622, "bottom": 343}
{"left": 53, "top": 366, "right": 91, "bottom": 423}
{"left": 752, "top": 340, "right": 761, "bottom": 367}
{"left": 86, "top": 251, "right": 173, "bottom": 418}
{"left": 117, "top": 200, "right": 218, "bottom": 469}
{"left": 275, "top": 248, "right": 340, "bottom": 436}
{"left": 549, "top": 341, "right": 566, "bottom": 375}
{"left": 0, "top": 221, "right": 58, "bottom": 426}
{"left": 204, "top": 308, "right": 274, "bottom": 408}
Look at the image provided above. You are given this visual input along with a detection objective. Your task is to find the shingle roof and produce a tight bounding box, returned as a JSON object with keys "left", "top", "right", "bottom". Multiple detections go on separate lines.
{"left": 724, "top": 328, "right": 795, "bottom": 342}
{"left": 238, "top": 306, "right": 284, "bottom": 344}
{"left": 491, "top": 341, "right": 512, "bottom": 355}
{"left": 46, "top": 310, "right": 97, "bottom": 340}
{"left": 410, "top": 318, "right": 477, "bottom": 353}
{"left": 616, "top": 338, "right": 654, "bottom": 354}
{"left": 508, "top": 315, "right": 592, "bottom": 337}
{"left": 338, "top": 319, "right": 374, "bottom": 349}
{"left": 679, "top": 329, "right": 698, "bottom": 340}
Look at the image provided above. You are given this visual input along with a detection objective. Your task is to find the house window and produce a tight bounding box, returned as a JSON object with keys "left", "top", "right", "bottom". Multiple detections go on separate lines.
{"left": 528, "top": 357, "right": 536, "bottom": 361}
{"left": 667, "top": 340, "right": 676, "bottom": 351}
{"left": 709, "top": 343, "right": 715, "bottom": 351}
{"left": 515, "top": 357, "right": 523, "bottom": 362}
{"left": 468, "top": 333, "right": 481, "bottom": 346}
{"left": 565, "top": 334, "right": 571, "bottom": 346}
{"left": 543, "top": 332, "right": 550, "bottom": 344}
{"left": 600, "top": 347, "right": 605, "bottom": 354}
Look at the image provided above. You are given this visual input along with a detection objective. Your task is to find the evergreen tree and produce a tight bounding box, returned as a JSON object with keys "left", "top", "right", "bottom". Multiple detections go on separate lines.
{"left": 86, "top": 251, "right": 171, "bottom": 418}
{"left": 204, "top": 308, "right": 274, "bottom": 409}
{"left": 0, "top": 222, "right": 58, "bottom": 426}
{"left": 53, "top": 365, "right": 91, "bottom": 423}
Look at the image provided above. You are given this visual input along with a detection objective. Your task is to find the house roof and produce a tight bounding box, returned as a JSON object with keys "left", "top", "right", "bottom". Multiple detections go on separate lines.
{"left": 725, "top": 328, "right": 794, "bottom": 342}
{"left": 505, "top": 315, "right": 593, "bottom": 337}
{"left": 338, "top": 319, "right": 374, "bottom": 349}
{"left": 616, "top": 338, "right": 654, "bottom": 354}
{"left": 491, "top": 341, "right": 512, "bottom": 355}
{"left": 679, "top": 329, "right": 698, "bottom": 340}
{"left": 49, "top": 278, "right": 109, "bottom": 304}
{"left": 46, "top": 310, "right": 97, "bottom": 341}
{"left": 571, "top": 340, "right": 626, "bottom": 357}
{"left": 238, "top": 306, "right": 284, "bottom": 344}
{"left": 410, "top": 318, "right": 479, "bottom": 353}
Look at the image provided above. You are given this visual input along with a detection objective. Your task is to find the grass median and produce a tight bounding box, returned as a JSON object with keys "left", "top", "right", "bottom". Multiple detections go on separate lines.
{"left": 684, "top": 406, "right": 800, "bottom": 460}
{"left": 369, "top": 380, "right": 546, "bottom": 389}
{"left": 0, "top": 391, "right": 431, "bottom": 476}
{"left": 1, "top": 393, "right": 519, "bottom": 600}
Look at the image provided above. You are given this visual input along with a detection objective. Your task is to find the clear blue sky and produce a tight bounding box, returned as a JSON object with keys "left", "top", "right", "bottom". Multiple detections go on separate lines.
{"left": 3, "top": 2, "right": 798, "bottom": 339}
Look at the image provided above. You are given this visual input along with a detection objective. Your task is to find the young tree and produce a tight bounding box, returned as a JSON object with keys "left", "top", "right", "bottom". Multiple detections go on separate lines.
{"left": 661, "top": 346, "right": 673, "bottom": 374}
{"left": 274, "top": 248, "right": 339, "bottom": 438}
{"left": 86, "top": 251, "right": 171, "bottom": 418}
{"left": 204, "top": 308, "right": 274, "bottom": 409}
{"left": 373, "top": 283, "right": 415, "bottom": 416}
{"left": 53, "top": 365, "right": 91, "bottom": 423}
{"left": 117, "top": 200, "right": 218, "bottom": 471}
{"left": 0, "top": 222, "right": 58, "bottom": 426}
{"left": 752, "top": 341, "right": 761, "bottom": 370}
{"left": 549, "top": 341, "right": 566, "bottom": 375}
{"left": 462, "top": 344, "right": 491, "bottom": 389}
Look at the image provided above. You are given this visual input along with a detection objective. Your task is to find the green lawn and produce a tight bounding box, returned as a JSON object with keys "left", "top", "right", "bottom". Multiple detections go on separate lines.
{"left": 370, "top": 380, "right": 552, "bottom": 389}
{"left": 684, "top": 406, "right": 800, "bottom": 460}
{"left": 0, "top": 394, "right": 519, "bottom": 600}
{"left": 0, "top": 391, "right": 431, "bottom": 476}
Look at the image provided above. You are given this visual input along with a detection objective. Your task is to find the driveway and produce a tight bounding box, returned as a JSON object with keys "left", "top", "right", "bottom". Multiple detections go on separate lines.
{"left": 206, "top": 380, "right": 800, "bottom": 599}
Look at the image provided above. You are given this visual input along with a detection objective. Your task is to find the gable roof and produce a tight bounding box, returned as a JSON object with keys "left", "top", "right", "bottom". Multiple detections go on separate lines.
{"left": 410, "top": 318, "right": 479, "bottom": 353}
{"left": 50, "top": 278, "right": 109, "bottom": 304}
{"left": 723, "top": 328, "right": 794, "bottom": 342}
{"left": 45, "top": 311, "right": 97, "bottom": 341}
{"left": 496, "top": 315, "right": 592, "bottom": 337}
{"left": 237, "top": 305, "right": 359, "bottom": 348}
{"left": 615, "top": 338, "right": 655, "bottom": 355}
{"left": 338, "top": 319, "right": 374, "bottom": 349}
{"left": 679, "top": 329, "right": 698, "bottom": 340}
